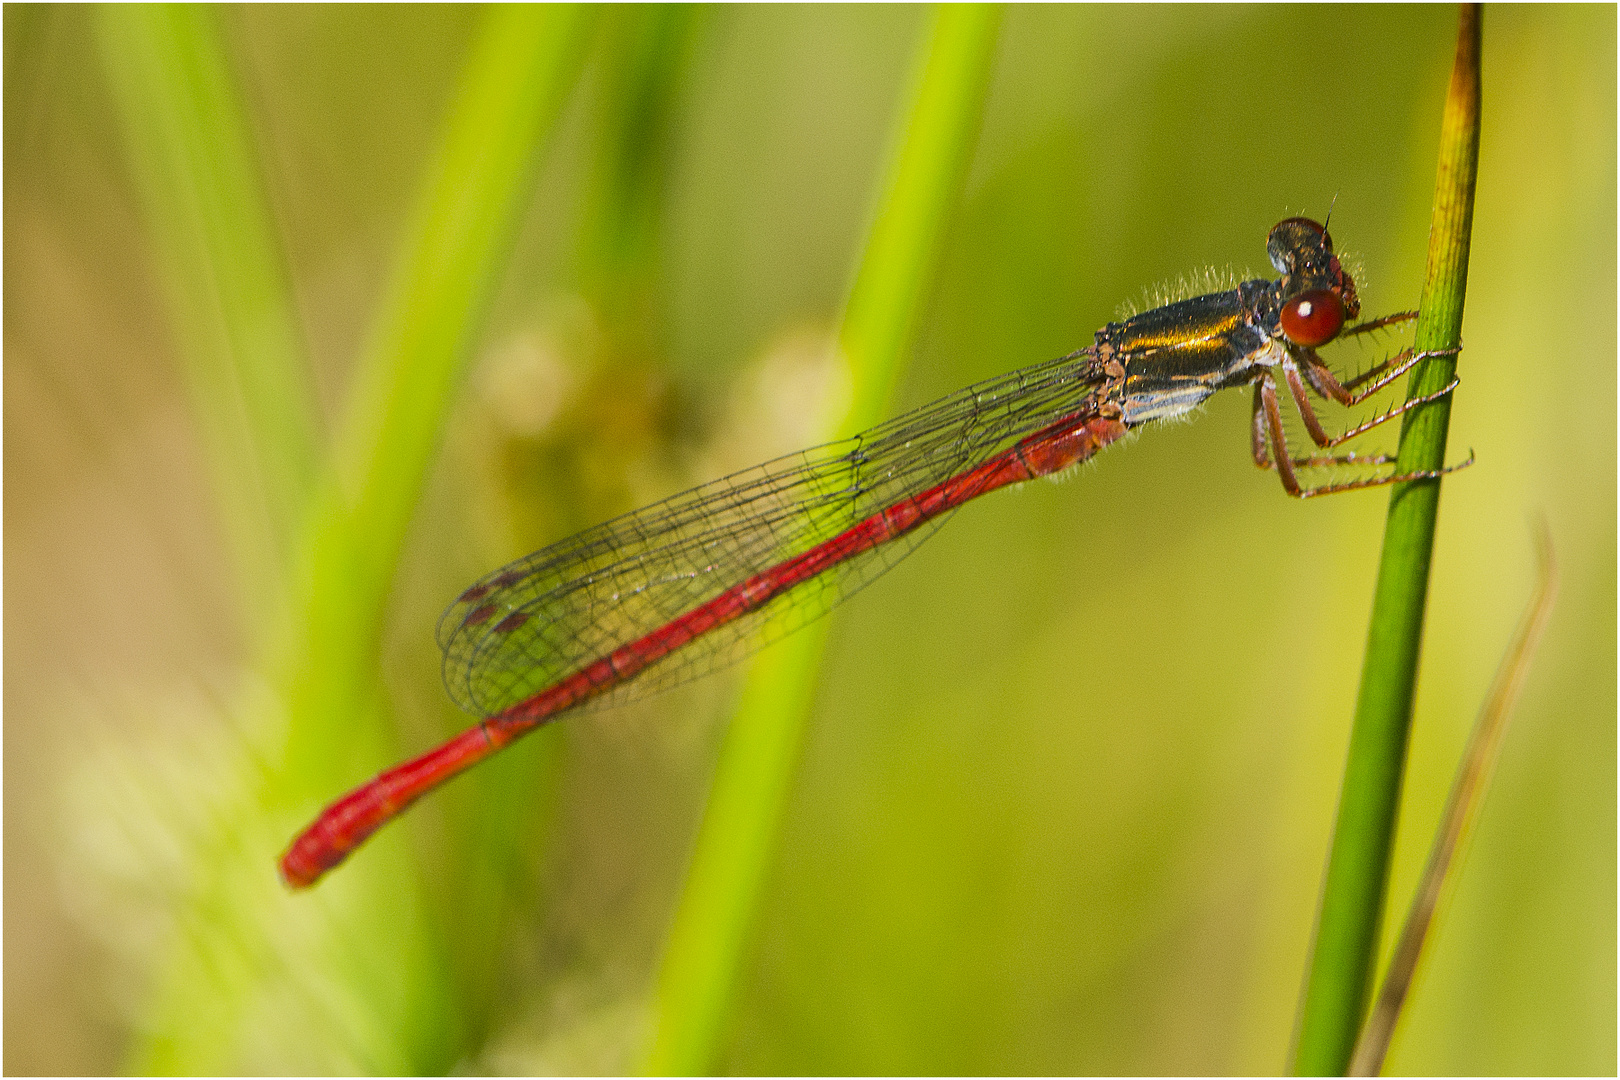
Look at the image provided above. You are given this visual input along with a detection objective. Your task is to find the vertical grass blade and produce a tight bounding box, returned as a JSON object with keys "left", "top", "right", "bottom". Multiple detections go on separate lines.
{"left": 835, "top": 4, "right": 1003, "bottom": 435}
{"left": 1291, "top": 6, "right": 1483, "bottom": 1074}
{"left": 125, "top": 9, "right": 594, "bottom": 1073}
{"left": 280, "top": 3, "right": 594, "bottom": 794}
{"left": 96, "top": 5, "right": 318, "bottom": 621}
{"left": 578, "top": 4, "right": 705, "bottom": 336}
{"left": 642, "top": 7, "right": 1003, "bottom": 1074}
{"left": 450, "top": 7, "right": 704, "bottom": 1042}
{"left": 1348, "top": 529, "right": 1558, "bottom": 1076}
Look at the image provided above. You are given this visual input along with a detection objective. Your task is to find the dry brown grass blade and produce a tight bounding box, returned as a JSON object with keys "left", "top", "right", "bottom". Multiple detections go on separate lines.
{"left": 1348, "top": 523, "right": 1559, "bottom": 1076}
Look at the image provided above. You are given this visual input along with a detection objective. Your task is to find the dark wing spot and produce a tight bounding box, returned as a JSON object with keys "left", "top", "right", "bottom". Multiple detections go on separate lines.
{"left": 495, "top": 611, "right": 532, "bottom": 634}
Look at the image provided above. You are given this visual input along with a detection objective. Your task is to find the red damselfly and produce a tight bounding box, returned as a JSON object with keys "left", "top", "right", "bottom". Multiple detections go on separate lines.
{"left": 281, "top": 217, "right": 1466, "bottom": 888}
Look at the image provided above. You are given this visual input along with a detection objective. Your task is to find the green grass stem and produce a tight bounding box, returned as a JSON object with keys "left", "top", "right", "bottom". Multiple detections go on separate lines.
{"left": 267, "top": 7, "right": 593, "bottom": 1070}
{"left": 281, "top": 3, "right": 593, "bottom": 795}
{"left": 451, "top": 7, "right": 703, "bottom": 1042}
{"left": 1348, "top": 528, "right": 1558, "bottom": 1076}
{"left": 117, "top": 9, "right": 594, "bottom": 1072}
{"left": 1291, "top": 6, "right": 1482, "bottom": 1074}
{"left": 578, "top": 5, "right": 704, "bottom": 339}
{"left": 96, "top": 5, "right": 318, "bottom": 623}
{"left": 642, "top": 7, "right": 1003, "bottom": 1074}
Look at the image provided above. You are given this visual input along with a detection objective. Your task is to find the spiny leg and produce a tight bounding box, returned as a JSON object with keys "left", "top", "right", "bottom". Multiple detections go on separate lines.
{"left": 1284, "top": 356, "right": 1458, "bottom": 453}
{"left": 1315, "top": 310, "right": 1436, "bottom": 399}
{"left": 1288, "top": 452, "right": 1474, "bottom": 499}
{"left": 1255, "top": 371, "right": 1470, "bottom": 499}
{"left": 1288, "top": 452, "right": 1398, "bottom": 469}
{"left": 1258, "top": 309, "right": 1469, "bottom": 496}
{"left": 1339, "top": 310, "right": 1416, "bottom": 340}
{"left": 1257, "top": 372, "right": 1305, "bottom": 497}
{"left": 1319, "top": 379, "right": 1461, "bottom": 447}
{"left": 1254, "top": 380, "right": 1394, "bottom": 470}
{"left": 1251, "top": 383, "right": 1271, "bottom": 468}
{"left": 1290, "top": 308, "right": 1418, "bottom": 401}
{"left": 1284, "top": 362, "right": 1334, "bottom": 447}
{"left": 1262, "top": 450, "right": 1399, "bottom": 471}
{"left": 1333, "top": 346, "right": 1460, "bottom": 401}
{"left": 1289, "top": 347, "right": 1461, "bottom": 449}
{"left": 1299, "top": 347, "right": 1387, "bottom": 402}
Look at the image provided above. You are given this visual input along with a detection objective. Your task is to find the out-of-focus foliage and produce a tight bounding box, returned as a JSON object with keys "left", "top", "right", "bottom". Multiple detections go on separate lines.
{"left": 4, "top": 6, "right": 1612, "bottom": 1075}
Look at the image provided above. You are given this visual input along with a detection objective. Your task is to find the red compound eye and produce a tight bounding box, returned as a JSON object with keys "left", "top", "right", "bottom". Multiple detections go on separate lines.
{"left": 1280, "top": 289, "right": 1345, "bottom": 346}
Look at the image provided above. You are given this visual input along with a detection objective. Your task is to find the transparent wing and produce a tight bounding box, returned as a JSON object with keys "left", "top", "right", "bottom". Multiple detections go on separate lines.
{"left": 439, "top": 349, "right": 1107, "bottom": 717}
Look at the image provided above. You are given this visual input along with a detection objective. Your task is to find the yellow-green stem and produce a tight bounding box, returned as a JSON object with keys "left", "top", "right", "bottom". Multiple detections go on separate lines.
{"left": 642, "top": 7, "right": 1003, "bottom": 1073}
{"left": 97, "top": 5, "right": 318, "bottom": 623}
{"left": 1291, "top": 6, "right": 1482, "bottom": 1074}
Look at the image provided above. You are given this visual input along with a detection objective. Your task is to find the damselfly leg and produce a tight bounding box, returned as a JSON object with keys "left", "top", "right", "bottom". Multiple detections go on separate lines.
{"left": 1252, "top": 316, "right": 1469, "bottom": 499}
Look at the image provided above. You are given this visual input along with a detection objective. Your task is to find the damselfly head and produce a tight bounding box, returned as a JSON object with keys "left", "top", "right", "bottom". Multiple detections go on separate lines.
{"left": 1267, "top": 216, "right": 1361, "bottom": 347}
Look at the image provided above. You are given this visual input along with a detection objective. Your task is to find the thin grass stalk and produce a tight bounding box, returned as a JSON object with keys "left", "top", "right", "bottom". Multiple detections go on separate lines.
{"left": 450, "top": 7, "right": 704, "bottom": 1042}
{"left": 1291, "top": 6, "right": 1482, "bottom": 1074}
{"left": 269, "top": 7, "right": 594, "bottom": 1069}
{"left": 279, "top": 3, "right": 593, "bottom": 798}
{"left": 578, "top": 5, "right": 705, "bottom": 338}
{"left": 96, "top": 5, "right": 318, "bottom": 623}
{"left": 642, "top": 7, "right": 1003, "bottom": 1074}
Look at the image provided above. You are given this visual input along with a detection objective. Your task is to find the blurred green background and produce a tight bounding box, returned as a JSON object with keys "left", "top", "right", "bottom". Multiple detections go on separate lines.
{"left": 4, "top": 5, "right": 1613, "bottom": 1075}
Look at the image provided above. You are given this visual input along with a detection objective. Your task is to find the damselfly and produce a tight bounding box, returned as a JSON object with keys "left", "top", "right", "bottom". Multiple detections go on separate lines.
{"left": 281, "top": 217, "right": 1466, "bottom": 888}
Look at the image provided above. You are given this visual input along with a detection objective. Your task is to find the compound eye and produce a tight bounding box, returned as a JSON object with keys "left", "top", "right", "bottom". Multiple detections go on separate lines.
{"left": 1280, "top": 289, "right": 1345, "bottom": 347}
{"left": 1274, "top": 216, "right": 1327, "bottom": 240}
